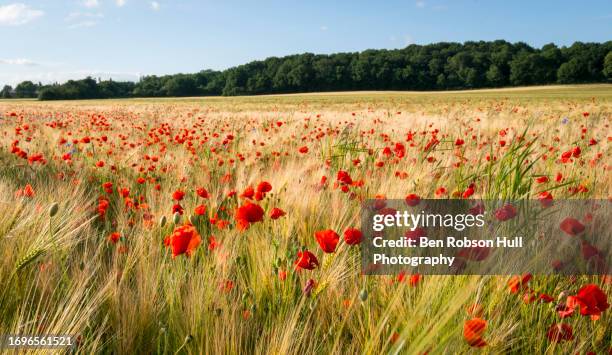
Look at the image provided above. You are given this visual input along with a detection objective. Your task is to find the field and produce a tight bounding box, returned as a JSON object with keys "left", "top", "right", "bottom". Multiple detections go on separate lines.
{"left": 0, "top": 84, "right": 610, "bottom": 354}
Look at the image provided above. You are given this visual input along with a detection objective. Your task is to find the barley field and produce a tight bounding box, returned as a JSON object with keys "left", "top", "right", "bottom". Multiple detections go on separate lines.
{"left": 0, "top": 85, "right": 610, "bottom": 354}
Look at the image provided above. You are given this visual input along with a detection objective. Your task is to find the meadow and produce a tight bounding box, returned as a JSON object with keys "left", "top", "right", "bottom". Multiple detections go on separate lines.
{"left": 0, "top": 84, "right": 610, "bottom": 354}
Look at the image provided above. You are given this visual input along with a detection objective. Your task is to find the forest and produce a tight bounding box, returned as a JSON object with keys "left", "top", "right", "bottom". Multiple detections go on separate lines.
{"left": 1, "top": 40, "right": 611, "bottom": 100}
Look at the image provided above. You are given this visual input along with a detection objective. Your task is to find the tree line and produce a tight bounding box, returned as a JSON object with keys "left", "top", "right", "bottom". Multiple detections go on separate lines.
{"left": 2, "top": 40, "right": 611, "bottom": 100}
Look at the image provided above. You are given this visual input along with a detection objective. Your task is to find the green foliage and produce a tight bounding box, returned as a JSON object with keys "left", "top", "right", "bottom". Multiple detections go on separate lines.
{"left": 0, "top": 85, "right": 12, "bottom": 98}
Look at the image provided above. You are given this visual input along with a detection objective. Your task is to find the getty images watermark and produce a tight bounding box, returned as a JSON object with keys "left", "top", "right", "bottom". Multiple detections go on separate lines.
{"left": 360, "top": 199, "right": 611, "bottom": 275}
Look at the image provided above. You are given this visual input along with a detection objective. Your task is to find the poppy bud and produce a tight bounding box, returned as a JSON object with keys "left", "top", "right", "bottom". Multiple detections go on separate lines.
{"left": 159, "top": 215, "right": 167, "bottom": 227}
{"left": 173, "top": 212, "right": 181, "bottom": 225}
{"left": 359, "top": 288, "right": 368, "bottom": 302}
{"left": 49, "top": 202, "right": 59, "bottom": 217}
{"left": 189, "top": 214, "right": 198, "bottom": 225}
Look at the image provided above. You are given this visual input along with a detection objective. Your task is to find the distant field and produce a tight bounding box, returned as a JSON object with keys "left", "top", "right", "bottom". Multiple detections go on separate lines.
{"left": 0, "top": 85, "right": 610, "bottom": 353}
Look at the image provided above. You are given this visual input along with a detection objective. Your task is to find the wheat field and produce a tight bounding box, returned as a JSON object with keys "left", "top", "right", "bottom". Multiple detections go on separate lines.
{"left": 0, "top": 85, "right": 610, "bottom": 354}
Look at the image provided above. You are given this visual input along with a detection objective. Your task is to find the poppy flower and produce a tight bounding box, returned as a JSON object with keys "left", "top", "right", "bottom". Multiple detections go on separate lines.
{"left": 172, "top": 189, "right": 185, "bottom": 201}
{"left": 164, "top": 224, "right": 202, "bottom": 258}
{"left": 560, "top": 218, "right": 585, "bottom": 236}
{"left": 538, "top": 191, "right": 553, "bottom": 207}
{"left": 208, "top": 236, "right": 218, "bottom": 250}
{"left": 194, "top": 204, "right": 207, "bottom": 216}
{"left": 463, "top": 318, "right": 487, "bottom": 347}
{"left": 462, "top": 185, "right": 475, "bottom": 199}
{"left": 269, "top": 207, "right": 286, "bottom": 220}
{"left": 574, "top": 284, "right": 610, "bottom": 318}
{"left": 23, "top": 184, "right": 35, "bottom": 197}
{"left": 405, "top": 194, "right": 420, "bottom": 206}
{"left": 256, "top": 181, "right": 272, "bottom": 193}
{"left": 172, "top": 203, "right": 184, "bottom": 215}
{"left": 494, "top": 204, "right": 517, "bottom": 221}
{"left": 298, "top": 146, "right": 309, "bottom": 154}
{"left": 235, "top": 202, "right": 265, "bottom": 230}
{"left": 508, "top": 274, "right": 532, "bottom": 294}
{"left": 108, "top": 232, "right": 121, "bottom": 244}
{"left": 294, "top": 250, "right": 319, "bottom": 270}
{"left": 337, "top": 170, "right": 353, "bottom": 185}
{"left": 343, "top": 228, "right": 362, "bottom": 245}
{"left": 315, "top": 229, "right": 340, "bottom": 253}
{"left": 409, "top": 273, "right": 422, "bottom": 287}
{"left": 196, "top": 187, "right": 209, "bottom": 199}
{"left": 546, "top": 323, "right": 573, "bottom": 342}
{"left": 240, "top": 185, "right": 255, "bottom": 199}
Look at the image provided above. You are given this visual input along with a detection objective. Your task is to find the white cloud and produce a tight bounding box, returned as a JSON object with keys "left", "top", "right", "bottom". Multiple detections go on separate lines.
{"left": 415, "top": 1, "right": 426, "bottom": 8}
{"left": 66, "top": 11, "right": 104, "bottom": 21}
{"left": 116, "top": 0, "right": 126, "bottom": 7}
{"left": 65, "top": 11, "right": 103, "bottom": 28}
{"left": 0, "top": 3, "right": 44, "bottom": 26}
{"left": 0, "top": 58, "right": 39, "bottom": 66}
{"left": 67, "top": 20, "right": 97, "bottom": 29}
{"left": 150, "top": 1, "right": 160, "bottom": 10}
{"left": 82, "top": 0, "right": 100, "bottom": 8}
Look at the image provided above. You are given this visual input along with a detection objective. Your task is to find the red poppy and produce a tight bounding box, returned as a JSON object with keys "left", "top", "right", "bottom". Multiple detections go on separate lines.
{"left": 194, "top": 204, "right": 207, "bottom": 216}
{"left": 298, "top": 146, "right": 309, "bottom": 154}
{"left": 196, "top": 187, "right": 209, "bottom": 199}
{"left": 343, "top": 228, "right": 362, "bottom": 245}
{"left": 108, "top": 232, "right": 121, "bottom": 244}
{"left": 294, "top": 250, "right": 319, "bottom": 270}
{"left": 494, "top": 204, "right": 517, "bottom": 221}
{"left": 240, "top": 185, "right": 255, "bottom": 199}
{"left": 462, "top": 186, "right": 475, "bottom": 198}
{"left": 574, "top": 284, "right": 610, "bottom": 318}
{"left": 235, "top": 202, "right": 265, "bottom": 230}
{"left": 405, "top": 193, "right": 420, "bottom": 206}
{"left": 538, "top": 191, "right": 553, "bottom": 207}
{"left": 546, "top": 323, "right": 573, "bottom": 342}
{"left": 508, "top": 274, "right": 532, "bottom": 294}
{"left": 560, "top": 217, "right": 585, "bottom": 236}
{"left": 172, "top": 203, "right": 184, "bottom": 215}
{"left": 315, "top": 229, "right": 340, "bottom": 253}
{"left": 164, "top": 224, "right": 201, "bottom": 258}
{"left": 23, "top": 184, "right": 35, "bottom": 197}
{"left": 208, "top": 236, "right": 218, "bottom": 250}
{"left": 463, "top": 318, "right": 487, "bottom": 347}
{"left": 172, "top": 189, "right": 185, "bottom": 201}
{"left": 256, "top": 181, "right": 272, "bottom": 193}
{"left": 269, "top": 207, "right": 286, "bottom": 220}
{"left": 337, "top": 170, "right": 353, "bottom": 185}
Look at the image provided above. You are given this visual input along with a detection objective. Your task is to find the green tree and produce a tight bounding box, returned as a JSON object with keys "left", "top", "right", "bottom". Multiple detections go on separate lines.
{"left": 603, "top": 51, "right": 612, "bottom": 80}
{"left": 14, "top": 81, "right": 38, "bottom": 98}
{"left": 0, "top": 85, "right": 12, "bottom": 98}
{"left": 486, "top": 65, "right": 505, "bottom": 87}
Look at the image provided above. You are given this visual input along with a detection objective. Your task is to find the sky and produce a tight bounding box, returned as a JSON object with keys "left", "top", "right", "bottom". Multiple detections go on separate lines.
{"left": 1, "top": 0, "right": 611, "bottom": 87}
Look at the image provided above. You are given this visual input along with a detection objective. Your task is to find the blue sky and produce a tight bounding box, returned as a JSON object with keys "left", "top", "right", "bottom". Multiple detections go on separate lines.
{"left": 1, "top": 0, "right": 611, "bottom": 86}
